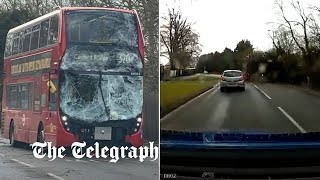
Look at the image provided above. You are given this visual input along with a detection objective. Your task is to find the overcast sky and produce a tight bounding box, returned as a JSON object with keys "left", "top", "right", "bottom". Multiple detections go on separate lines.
{"left": 160, "top": 0, "right": 320, "bottom": 64}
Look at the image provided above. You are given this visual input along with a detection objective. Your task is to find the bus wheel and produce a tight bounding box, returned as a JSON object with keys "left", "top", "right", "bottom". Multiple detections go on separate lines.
{"left": 9, "top": 122, "right": 16, "bottom": 147}
{"left": 37, "top": 123, "right": 45, "bottom": 143}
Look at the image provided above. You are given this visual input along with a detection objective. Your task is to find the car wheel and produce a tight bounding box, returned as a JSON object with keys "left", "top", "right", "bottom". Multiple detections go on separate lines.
{"left": 242, "top": 87, "right": 245, "bottom": 91}
{"left": 9, "top": 122, "right": 16, "bottom": 147}
{"left": 37, "top": 123, "right": 45, "bottom": 143}
{"left": 220, "top": 87, "right": 224, "bottom": 92}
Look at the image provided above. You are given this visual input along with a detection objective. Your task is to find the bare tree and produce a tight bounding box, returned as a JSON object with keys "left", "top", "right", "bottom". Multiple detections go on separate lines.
{"left": 269, "top": 27, "right": 296, "bottom": 55}
{"left": 272, "top": 0, "right": 320, "bottom": 86}
{"left": 161, "top": 7, "right": 200, "bottom": 69}
{"left": 309, "top": 6, "right": 320, "bottom": 50}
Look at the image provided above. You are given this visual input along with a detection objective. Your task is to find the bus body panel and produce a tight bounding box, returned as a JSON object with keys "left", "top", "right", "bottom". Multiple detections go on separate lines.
{"left": 2, "top": 7, "right": 145, "bottom": 148}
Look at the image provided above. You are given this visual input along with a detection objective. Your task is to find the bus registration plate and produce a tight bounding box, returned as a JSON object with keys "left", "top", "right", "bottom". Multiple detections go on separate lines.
{"left": 94, "top": 127, "right": 112, "bottom": 140}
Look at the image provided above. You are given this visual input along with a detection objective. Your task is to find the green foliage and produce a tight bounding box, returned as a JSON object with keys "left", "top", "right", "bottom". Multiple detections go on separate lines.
{"left": 196, "top": 40, "right": 254, "bottom": 73}
{"left": 0, "top": 9, "right": 38, "bottom": 74}
{"left": 234, "top": 39, "right": 254, "bottom": 55}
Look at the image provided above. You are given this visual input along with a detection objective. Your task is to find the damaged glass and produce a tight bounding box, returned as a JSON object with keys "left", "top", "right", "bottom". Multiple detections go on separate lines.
{"left": 65, "top": 10, "right": 138, "bottom": 47}
{"left": 59, "top": 71, "right": 142, "bottom": 122}
{"left": 59, "top": 10, "right": 143, "bottom": 122}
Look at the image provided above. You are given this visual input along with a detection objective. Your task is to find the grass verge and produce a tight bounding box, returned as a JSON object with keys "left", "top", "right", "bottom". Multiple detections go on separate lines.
{"left": 160, "top": 75, "right": 219, "bottom": 118}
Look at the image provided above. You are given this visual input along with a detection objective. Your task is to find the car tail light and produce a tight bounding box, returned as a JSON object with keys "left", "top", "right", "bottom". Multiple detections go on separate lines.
{"left": 220, "top": 75, "right": 224, "bottom": 81}
{"left": 240, "top": 76, "right": 245, "bottom": 81}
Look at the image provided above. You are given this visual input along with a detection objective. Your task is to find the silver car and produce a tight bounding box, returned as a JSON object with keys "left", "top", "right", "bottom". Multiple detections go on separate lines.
{"left": 220, "top": 70, "right": 245, "bottom": 92}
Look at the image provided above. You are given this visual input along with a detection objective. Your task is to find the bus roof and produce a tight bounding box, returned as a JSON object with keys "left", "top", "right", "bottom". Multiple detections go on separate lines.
{"left": 8, "top": 7, "right": 135, "bottom": 34}
{"left": 8, "top": 10, "right": 60, "bottom": 34}
{"left": 60, "top": 7, "right": 134, "bottom": 13}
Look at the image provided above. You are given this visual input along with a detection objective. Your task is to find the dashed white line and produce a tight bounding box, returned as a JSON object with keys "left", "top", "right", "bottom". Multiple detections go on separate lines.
{"left": 277, "top": 107, "right": 307, "bottom": 133}
{"left": 89, "top": 159, "right": 99, "bottom": 163}
{"left": 75, "top": 159, "right": 87, "bottom": 163}
{"left": 47, "top": 173, "right": 65, "bottom": 180}
{"left": 11, "top": 159, "right": 34, "bottom": 168}
{"left": 252, "top": 83, "right": 272, "bottom": 99}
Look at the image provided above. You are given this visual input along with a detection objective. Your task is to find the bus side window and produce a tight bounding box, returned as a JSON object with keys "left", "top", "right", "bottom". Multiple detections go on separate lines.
{"left": 30, "top": 24, "right": 40, "bottom": 50}
{"left": 40, "top": 19, "right": 49, "bottom": 48}
{"left": 12, "top": 32, "right": 20, "bottom": 55}
{"left": 7, "top": 85, "right": 19, "bottom": 109}
{"left": 18, "top": 31, "right": 23, "bottom": 53}
{"left": 20, "top": 84, "right": 28, "bottom": 109}
{"left": 19, "top": 84, "right": 31, "bottom": 109}
{"left": 22, "top": 28, "right": 32, "bottom": 52}
{"left": 4, "top": 33, "right": 13, "bottom": 57}
{"left": 49, "top": 16, "right": 58, "bottom": 44}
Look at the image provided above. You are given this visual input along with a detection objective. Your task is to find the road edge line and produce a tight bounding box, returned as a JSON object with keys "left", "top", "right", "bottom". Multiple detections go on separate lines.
{"left": 277, "top": 107, "right": 307, "bottom": 133}
{"left": 252, "top": 83, "right": 272, "bottom": 99}
{"left": 160, "top": 83, "right": 219, "bottom": 122}
{"left": 47, "top": 173, "right": 66, "bottom": 180}
{"left": 11, "top": 158, "right": 35, "bottom": 168}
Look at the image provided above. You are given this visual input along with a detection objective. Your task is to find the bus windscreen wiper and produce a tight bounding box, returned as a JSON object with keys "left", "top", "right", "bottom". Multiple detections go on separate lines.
{"left": 98, "top": 71, "right": 110, "bottom": 119}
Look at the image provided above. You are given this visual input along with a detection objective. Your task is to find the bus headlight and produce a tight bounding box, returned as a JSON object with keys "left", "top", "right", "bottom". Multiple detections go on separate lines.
{"left": 64, "top": 122, "right": 68, "bottom": 126}
{"left": 136, "top": 123, "right": 140, "bottom": 127}
{"left": 62, "top": 116, "right": 68, "bottom": 121}
{"left": 137, "top": 117, "right": 142, "bottom": 122}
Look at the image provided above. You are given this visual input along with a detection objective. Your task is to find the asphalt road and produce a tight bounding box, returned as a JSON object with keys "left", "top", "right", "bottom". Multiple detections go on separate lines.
{"left": 161, "top": 82, "right": 320, "bottom": 133}
{"left": 0, "top": 138, "right": 158, "bottom": 180}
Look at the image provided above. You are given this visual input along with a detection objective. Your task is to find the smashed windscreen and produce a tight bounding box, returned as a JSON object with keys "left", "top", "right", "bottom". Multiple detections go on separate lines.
{"left": 59, "top": 45, "right": 143, "bottom": 122}
{"left": 65, "top": 10, "right": 138, "bottom": 47}
{"left": 60, "top": 71, "right": 142, "bottom": 122}
{"left": 60, "top": 10, "right": 142, "bottom": 122}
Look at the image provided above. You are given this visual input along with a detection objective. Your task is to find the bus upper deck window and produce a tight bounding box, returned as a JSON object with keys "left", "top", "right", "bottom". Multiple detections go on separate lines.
{"left": 22, "top": 28, "right": 32, "bottom": 52}
{"left": 49, "top": 16, "right": 58, "bottom": 44}
{"left": 4, "top": 34, "right": 13, "bottom": 57}
{"left": 12, "top": 32, "right": 20, "bottom": 55}
{"left": 40, "top": 19, "right": 49, "bottom": 48}
{"left": 30, "top": 24, "right": 40, "bottom": 50}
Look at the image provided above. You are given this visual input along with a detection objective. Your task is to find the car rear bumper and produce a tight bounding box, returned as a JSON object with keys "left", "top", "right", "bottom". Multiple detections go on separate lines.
{"left": 220, "top": 81, "right": 245, "bottom": 88}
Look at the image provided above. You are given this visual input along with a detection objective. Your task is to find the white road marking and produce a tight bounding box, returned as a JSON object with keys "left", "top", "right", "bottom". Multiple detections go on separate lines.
{"left": 47, "top": 173, "right": 65, "bottom": 180}
{"left": 11, "top": 159, "right": 34, "bottom": 168}
{"left": 0, "top": 154, "right": 4, "bottom": 157}
{"left": 89, "top": 159, "right": 99, "bottom": 163}
{"left": 213, "top": 83, "right": 219, "bottom": 89}
{"left": 75, "top": 159, "right": 87, "bottom": 163}
{"left": 161, "top": 82, "right": 219, "bottom": 122}
{"left": 209, "top": 100, "right": 230, "bottom": 128}
{"left": 277, "top": 107, "right": 307, "bottom": 133}
{"left": 252, "top": 83, "right": 272, "bottom": 99}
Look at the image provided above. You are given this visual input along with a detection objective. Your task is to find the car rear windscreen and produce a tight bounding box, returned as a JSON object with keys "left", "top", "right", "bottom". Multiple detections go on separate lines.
{"left": 223, "top": 71, "right": 241, "bottom": 77}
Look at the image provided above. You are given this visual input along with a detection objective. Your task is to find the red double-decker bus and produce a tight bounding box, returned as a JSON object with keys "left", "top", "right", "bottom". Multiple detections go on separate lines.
{"left": 1, "top": 7, "right": 145, "bottom": 148}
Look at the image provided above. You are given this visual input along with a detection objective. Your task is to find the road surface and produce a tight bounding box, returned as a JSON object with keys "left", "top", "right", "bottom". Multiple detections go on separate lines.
{"left": 161, "top": 82, "right": 320, "bottom": 133}
{"left": 0, "top": 137, "right": 158, "bottom": 180}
